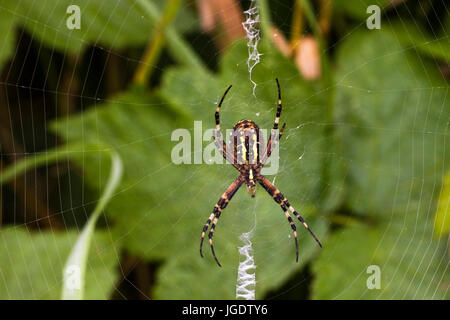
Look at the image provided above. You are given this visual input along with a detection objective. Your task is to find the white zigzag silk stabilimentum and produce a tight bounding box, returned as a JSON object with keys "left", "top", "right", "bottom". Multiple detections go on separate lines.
{"left": 242, "top": 0, "right": 261, "bottom": 95}
{"left": 235, "top": 229, "right": 256, "bottom": 300}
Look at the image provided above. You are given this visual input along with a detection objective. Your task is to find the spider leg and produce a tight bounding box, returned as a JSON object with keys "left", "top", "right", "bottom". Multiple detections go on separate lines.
{"left": 273, "top": 78, "right": 283, "bottom": 131}
{"left": 257, "top": 175, "right": 298, "bottom": 261}
{"left": 260, "top": 78, "right": 286, "bottom": 165}
{"left": 257, "top": 175, "right": 322, "bottom": 261}
{"left": 213, "top": 132, "right": 238, "bottom": 169}
{"left": 213, "top": 85, "right": 239, "bottom": 169}
{"left": 200, "top": 176, "right": 244, "bottom": 266}
{"left": 260, "top": 123, "right": 286, "bottom": 166}
{"left": 285, "top": 201, "right": 322, "bottom": 248}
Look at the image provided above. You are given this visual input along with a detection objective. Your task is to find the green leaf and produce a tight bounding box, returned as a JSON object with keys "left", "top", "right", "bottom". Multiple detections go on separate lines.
{"left": 333, "top": 0, "right": 389, "bottom": 20}
{"left": 1, "top": 0, "right": 197, "bottom": 54}
{"left": 312, "top": 208, "right": 449, "bottom": 299}
{"left": 387, "top": 21, "right": 450, "bottom": 62}
{"left": 312, "top": 28, "right": 450, "bottom": 300}
{"left": 434, "top": 172, "right": 450, "bottom": 238}
{"left": 51, "top": 40, "right": 333, "bottom": 299}
{"left": 0, "top": 10, "right": 16, "bottom": 68}
{"left": 0, "top": 227, "right": 119, "bottom": 299}
{"left": 333, "top": 29, "right": 450, "bottom": 215}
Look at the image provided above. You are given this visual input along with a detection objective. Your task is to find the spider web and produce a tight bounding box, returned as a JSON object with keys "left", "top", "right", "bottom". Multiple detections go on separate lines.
{"left": 0, "top": 0, "right": 448, "bottom": 300}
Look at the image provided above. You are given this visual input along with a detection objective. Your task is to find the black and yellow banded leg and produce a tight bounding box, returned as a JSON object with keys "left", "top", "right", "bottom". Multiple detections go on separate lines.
{"left": 283, "top": 199, "right": 322, "bottom": 248}
{"left": 215, "top": 85, "right": 232, "bottom": 132}
{"left": 208, "top": 211, "right": 223, "bottom": 267}
{"left": 213, "top": 132, "right": 238, "bottom": 168}
{"left": 257, "top": 176, "right": 299, "bottom": 262}
{"left": 260, "top": 78, "right": 286, "bottom": 165}
{"left": 213, "top": 85, "right": 238, "bottom": 168}
{"left": 258, "top": 175, "right": 322, "bottom": 260}
{"left": 261, "top": 123, "right": 286, "bottom": 165}
{"left": 281, "top": 203, "right": 299, "bottom": 262}
{"left": 200, "top": 177, "right": 244, "bottom": 266}
{"left": 273, "top": 78, "right": 282, "bottom": 131}
{"left": 200, "top": 211, "right": 217, "bottom": 258}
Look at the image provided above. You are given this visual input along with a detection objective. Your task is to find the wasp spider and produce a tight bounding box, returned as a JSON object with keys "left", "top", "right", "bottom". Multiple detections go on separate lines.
{"left": 200, "top": 79, "right": 322, "bottom": 267}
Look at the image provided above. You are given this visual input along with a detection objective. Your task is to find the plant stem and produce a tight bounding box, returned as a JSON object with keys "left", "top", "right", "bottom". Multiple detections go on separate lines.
{"left": 133, "top": 0, "right": 184, "bottom": 85}
{"left": 300, "top": 0, "right": 330, "bottom": 82}
{"left": 135, "top": 0, "right": 206, "bottom": 72}
{"left": 290, "top": 0, "right": 304, "bottom": 50}
{"left": 318, "top": 0, "right": 332, "bottom": 35}
{"left": 300, "top": 0, "right": 333, "bottom": 110}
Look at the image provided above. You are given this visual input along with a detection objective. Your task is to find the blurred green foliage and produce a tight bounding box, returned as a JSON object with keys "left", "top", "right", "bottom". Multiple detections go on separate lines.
{"left": 0, "top": 227, "right": 118, "bottom": 299}
{"left": 434, "top": 172, "right": 450, "bottom": 238}
{"left": 0, "top": 0, "right": 197, "bottom": 54}
{"left": 0, "top": 0, "right": 448, "bottom": 299}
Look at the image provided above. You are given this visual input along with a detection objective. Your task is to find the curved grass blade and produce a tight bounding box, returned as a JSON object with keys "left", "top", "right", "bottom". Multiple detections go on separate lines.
{"left": 0, "top": 144, "right": 123, "bottom": 300}
{"left": 61, "top": 149, "right": 122, "bottom": 299}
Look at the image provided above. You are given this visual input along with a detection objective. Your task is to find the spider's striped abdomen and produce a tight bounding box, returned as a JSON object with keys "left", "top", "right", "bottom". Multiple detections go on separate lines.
{"left": 231, "top": 120, "right": 262, "bottom": 165}
{"left": 231, "top": 120, "right": 264, "bottom": 197}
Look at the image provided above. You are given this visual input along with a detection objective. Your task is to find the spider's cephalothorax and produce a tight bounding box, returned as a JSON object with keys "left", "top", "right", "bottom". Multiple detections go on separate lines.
{"left": 200, "top": 79, "right": 322, "bottom": 267}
